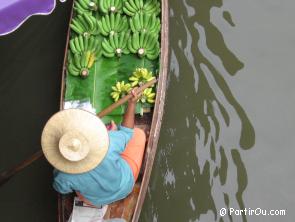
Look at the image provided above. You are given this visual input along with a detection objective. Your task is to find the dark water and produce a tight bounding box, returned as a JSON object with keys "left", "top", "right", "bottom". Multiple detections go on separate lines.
{"left": 0, "top": 1, "right": 72, "bottom": 221}
{"left": 0, "top": 0, "right": 295, "bottom": 222}
{"left": 140, "top": 0, "right": 295, "bottom": 222}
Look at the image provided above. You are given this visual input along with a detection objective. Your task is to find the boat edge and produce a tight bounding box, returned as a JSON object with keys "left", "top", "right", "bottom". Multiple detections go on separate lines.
{"left": 131, "top": 0, "right": 170, "bottom": 221}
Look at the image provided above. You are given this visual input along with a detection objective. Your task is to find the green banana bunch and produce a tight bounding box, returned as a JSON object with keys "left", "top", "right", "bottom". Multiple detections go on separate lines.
{"left": 128, "top": 32, "right": 159, "bottom": 60}
{"left": 123, "top": 0, "right": 160, "bottom": 16}
{"left": 140, "top": 87, "right": 156, "bottom": 104}
{"left": 70, "top": 14, "right": 100, "bottom": 37}
{"left": 129, "top": 68, "right": 155, "bottom": 86}
{"left": 129, "top": 13, "right": 160, "bottom": 35}
{"left": 67, "top": 51, "right": 97, "bottom": 77}
{"left": 74, "top": 0, "right": 99, "bottom": 14}
{"left": 68, "top": 36, "right": 101, "bottom": 77}
{"left": 69, "top": 35, "right": 101, "bottom": 55}
{"left": 98, "top": 13, "right": 129, "bottom": 36}
{"left": 110, "top": 81, "right": 132, "bottom": 101}
{"left": 99, "top": 0, "right": 123, "bottom": 14}
{"left": 102, "top": 32, "right": 130, "bottom": 57}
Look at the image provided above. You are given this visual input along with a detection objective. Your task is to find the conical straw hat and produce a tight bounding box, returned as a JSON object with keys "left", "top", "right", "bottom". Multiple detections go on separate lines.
{"left": 41, "top": 109, "right": 109, "bottom": 174}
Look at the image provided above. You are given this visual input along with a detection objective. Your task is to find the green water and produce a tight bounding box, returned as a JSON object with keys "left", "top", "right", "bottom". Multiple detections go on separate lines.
{"left": 0, "top": 0, "right": 295, "bottom": 221}
{"left": 140, "top": 0, "right": 295, "bottom": 222}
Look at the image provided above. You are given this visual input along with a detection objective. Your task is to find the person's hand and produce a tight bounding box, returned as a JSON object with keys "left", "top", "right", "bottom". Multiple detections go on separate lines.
{"left": 109, "top": 120, "right": 117, "bottom": 131}
{"left": 129, "top": 87, "right": 142, "bottom": 104}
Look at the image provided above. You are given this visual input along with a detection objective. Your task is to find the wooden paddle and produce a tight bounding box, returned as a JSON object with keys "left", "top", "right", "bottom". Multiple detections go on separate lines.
{"left": 0, "top": 78, "right": 157, "bottom": 187}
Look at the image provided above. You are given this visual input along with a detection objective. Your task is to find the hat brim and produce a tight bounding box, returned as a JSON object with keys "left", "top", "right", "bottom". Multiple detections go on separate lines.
{"left": 41, "top": 109, "right": 109, "bottom": 174}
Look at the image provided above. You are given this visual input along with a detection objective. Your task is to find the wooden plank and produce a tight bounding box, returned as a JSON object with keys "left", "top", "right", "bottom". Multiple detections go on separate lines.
{"left": 104, "top": 183, "right": 141, "bottom": 220}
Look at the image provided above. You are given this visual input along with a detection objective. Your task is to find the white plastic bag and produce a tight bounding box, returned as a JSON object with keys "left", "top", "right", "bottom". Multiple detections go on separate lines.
{"left": 64, "top": 99, "right": 96, "bottom": 114}
{"left": 68, "top": 197, "right": 107, "bottom": 222}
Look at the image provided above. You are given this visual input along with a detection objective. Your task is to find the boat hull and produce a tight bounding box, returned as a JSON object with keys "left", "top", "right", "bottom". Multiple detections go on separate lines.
{"left": 58, "top": 0, "right": 169, "bottom": 221}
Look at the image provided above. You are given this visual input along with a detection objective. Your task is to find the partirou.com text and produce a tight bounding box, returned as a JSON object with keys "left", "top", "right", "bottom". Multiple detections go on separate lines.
{"left": 219, "top": 208, "right": 286, "bottom": 217}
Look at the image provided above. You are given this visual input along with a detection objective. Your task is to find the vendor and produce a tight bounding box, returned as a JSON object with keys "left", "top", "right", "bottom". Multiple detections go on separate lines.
{"left": 41, "top": 89, "right": 145, "bottom": 207}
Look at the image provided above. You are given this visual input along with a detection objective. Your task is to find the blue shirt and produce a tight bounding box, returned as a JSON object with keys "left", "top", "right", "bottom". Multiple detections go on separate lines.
{"left": 53, "top": 126, "right": 134, "bottom": 206}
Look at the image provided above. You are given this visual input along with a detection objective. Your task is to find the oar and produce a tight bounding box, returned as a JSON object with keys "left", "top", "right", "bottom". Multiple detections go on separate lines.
{"left": 0, "top": 78, "right": 157, "bottom": 187}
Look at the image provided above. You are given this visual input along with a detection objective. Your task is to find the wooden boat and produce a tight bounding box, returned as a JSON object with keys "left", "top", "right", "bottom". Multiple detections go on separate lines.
{"left": 58, "top": 0, "right": 169, "bottom": 221}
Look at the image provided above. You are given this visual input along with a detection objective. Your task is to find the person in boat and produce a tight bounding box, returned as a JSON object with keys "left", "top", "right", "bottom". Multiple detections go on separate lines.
{"left": 41, "top": 89, "right": 146, "bottom": 207}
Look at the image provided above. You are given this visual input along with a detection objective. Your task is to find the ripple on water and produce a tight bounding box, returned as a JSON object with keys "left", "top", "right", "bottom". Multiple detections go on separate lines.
{"left": 141, "top": 0, "right": 255, "bottom": 221}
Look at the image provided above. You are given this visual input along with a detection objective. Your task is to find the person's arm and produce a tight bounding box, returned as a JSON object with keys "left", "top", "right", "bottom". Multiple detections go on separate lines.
{"left": 53, "top": 170, "right": 73, "bottom": 194}
{"left": 122, "top": 88, "right": 140, "bottom": 129}
{"left": 121, "top": 101, "right": 136, "bottom": 129}
{"left": 109, "top": 88, "right": 141, "bottom": 153}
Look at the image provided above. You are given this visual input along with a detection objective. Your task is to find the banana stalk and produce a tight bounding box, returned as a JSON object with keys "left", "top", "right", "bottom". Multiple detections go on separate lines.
{"left": 70, "top": 14, "right": 100, "bottom": 37}
{"left": 128, "top": 32, "right": 160, "bottom": 60}
{"left": 67, "top": 36, "right": 101, "bottom": 78}
{"left": 74, "top": 0, "right": 99, "bottom": 14}
{"left": 102, "top": 32, "right": 130, "bottom": 58}
{"left": 129, "top": 13, "right": 161, "bottom": 35}
{"left": 123, "top": 0, "right": 160, "bottom": 16}
{"left": 99, "top": 0, "right": 123, "bottom": 14}
{"left": 98, "top": 13, "right": 129, "bottom": 36}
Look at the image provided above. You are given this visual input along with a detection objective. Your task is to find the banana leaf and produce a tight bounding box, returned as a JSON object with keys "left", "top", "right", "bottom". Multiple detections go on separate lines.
{"left": 65, "top": 54, "right": 158, "bottom": 123}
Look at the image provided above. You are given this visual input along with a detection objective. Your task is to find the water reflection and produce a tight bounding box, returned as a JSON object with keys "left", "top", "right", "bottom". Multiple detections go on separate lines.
{"left": 141, "top": 0, "right": 255, "bottom": 221}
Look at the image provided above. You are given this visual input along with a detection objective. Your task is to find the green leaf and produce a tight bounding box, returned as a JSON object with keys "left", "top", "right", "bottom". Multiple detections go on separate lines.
{"left": 65, "top": 54, "right": 158, "bottom": 123}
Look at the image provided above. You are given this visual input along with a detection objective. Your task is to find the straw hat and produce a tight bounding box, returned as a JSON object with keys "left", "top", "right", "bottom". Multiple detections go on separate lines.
{"left": 41, "top": 109, "right": 109, "bottom": 174}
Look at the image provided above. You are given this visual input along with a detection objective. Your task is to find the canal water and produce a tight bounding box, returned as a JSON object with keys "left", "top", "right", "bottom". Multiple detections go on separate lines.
{"left": 140, "top": 0, "right": 295, "bottom": 222}
{"left": 0, "top": 1, "right": 72, "bottom": 221}
{"left": 0, "top": 0, "right": 294, "bottom": 222}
